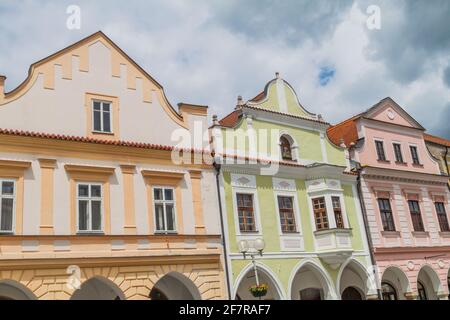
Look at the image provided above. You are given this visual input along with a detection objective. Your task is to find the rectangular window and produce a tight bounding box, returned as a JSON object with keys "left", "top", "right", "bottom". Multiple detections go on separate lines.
{"left": 0, "top": 180, "right": 15, "bottom": 233}
{"left": 435, "top": 202, "right": 450, "bottom": 232}
{"left": 375, "top": 140, "right": 387, "bottom": 161}
{"left": 408, "top": 200, "right": 425, "bottom": 232}
{"left": 277, "top": 196, "right": 297, "bottom": 233}
{"left": 393, "top": 143, "right": 404, "bottom": 163}
{"left": 77, "top": 183, "right": 102, "bottom": 233}
{"left": 93, "top": 100, "right": 112, "bottom": 133}
{"left": 153, "top": 187, "right": 176, "bottom": 233}
{"left": 410, "top": 146, "right": 420, "bottom": 165}
{"left": 378, "top": 198, "right": 396, "bottom": 231}
{"left": 332, "top": 196, "right": 345, "bottom": 229}
{"left": 236, "top": 193, "right": 256, "bottom": 232}
{"left": 312, "top": 197, "right": 329, "bottom": 231}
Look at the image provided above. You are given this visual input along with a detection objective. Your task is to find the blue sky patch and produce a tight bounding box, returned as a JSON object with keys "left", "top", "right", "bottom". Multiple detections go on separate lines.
{"left": 319, "top": 66, "right": 336, "bottom": 86}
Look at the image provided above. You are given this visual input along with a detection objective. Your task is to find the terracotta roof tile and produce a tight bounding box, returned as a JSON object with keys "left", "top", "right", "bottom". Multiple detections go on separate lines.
{"left": 326, "top": 115, "right": 360, "bottom": 146}
{"left": 424, "top": 133, "right": 450, "bottom": 147}
{"left": 0, "top": 128, "right": 207, "bottom": 154}
{"left": 218, "top": 110, "right": 241, "bottom": 127}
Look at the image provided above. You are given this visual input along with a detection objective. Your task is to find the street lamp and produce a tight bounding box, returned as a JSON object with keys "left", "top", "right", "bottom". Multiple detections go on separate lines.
{"left": 238, "top": 238, "right": 265, "bottom": 287}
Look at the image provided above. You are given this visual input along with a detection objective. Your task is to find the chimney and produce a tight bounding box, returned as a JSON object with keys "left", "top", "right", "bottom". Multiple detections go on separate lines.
{"left": 0, "top": 75, "right": 6, "bottom": 101}
{"left": 275, "top": 72, "right": 280, "bottom": 79}
{"left": 339, "top": 138, "right": 346, "bottom": 148}
{"left": 212, "top": 114, "right": 218, "bottom": 126}
{"left": 235, "top": 95, "right": 244, "bottom": 110}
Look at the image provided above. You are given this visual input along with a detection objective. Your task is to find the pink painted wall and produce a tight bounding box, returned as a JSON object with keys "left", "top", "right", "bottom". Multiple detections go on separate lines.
{"left": 356, "top": 121, "right": 441, "bottom": 174}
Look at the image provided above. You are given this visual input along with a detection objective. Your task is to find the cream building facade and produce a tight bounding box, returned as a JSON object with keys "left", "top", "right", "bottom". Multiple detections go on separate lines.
{"left": 0, "top": 32, "right": 226, "bottom": 300}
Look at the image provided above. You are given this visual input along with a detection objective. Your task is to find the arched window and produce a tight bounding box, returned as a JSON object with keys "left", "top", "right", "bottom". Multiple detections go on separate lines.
{"left": 417, "top": 281, "right": 427, "bottom": 300}
{"left": 280, "top": 136, "right": 293, "bottom": 161}
{"left": 381, "top": 282, "right": 397, "bottom": 300}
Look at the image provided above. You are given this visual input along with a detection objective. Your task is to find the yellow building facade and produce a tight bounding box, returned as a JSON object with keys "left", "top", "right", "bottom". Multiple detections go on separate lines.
{"left": 0, "top": 32, "right": 226, "bottom": 300}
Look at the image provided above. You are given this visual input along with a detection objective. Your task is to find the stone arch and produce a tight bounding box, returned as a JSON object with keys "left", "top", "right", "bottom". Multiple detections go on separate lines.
{"left": 149, "top": 271, "right": 201, "bottom": 300}
{"left": 337, "top": 258, "right": 377, "bottom": 299}
{"left": 233, "top": 262, "right": 285, "bottom": 300}
{"left": 381, "top": 266, "right": 411, "bottom": 300}
{"left": 71, "top": 276, "right": 125, "bottom": 300}
{"left": 288, "top": 259, "right": 337, "bottom": 300}
{"left": 0, "top": 279, "right": 37, "bottom": 300}
{"left": 417, "top": 265, "right": 442, "bottom": 300}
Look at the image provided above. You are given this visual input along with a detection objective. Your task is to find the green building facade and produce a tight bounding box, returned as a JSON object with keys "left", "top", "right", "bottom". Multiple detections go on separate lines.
{"left": 211, "top": 74, "right": 378, "bottom": 300}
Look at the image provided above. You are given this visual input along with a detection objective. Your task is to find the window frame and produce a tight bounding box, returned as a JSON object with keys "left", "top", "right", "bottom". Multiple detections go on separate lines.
{"left": 409, "top": 145, "right": 420, "bottom": 165}
{"left": 331, "top": 196, "right": 345, "bottom": 229}
{"left": 236, "top": 192, "right": 257, "bottom": 233}
{"left": 435, "top": 202, "right": 450, "bottom": 232}
{"left": 408, "top": 199, "right": 425, "bottom": 232}
{"left": 377, "top": 198, "right": 396, "bottom": 232}
{"left": 392, "top": 143, "right": 404, "bottom": 163}
{"left": 0, "top": 179, "right": 16, "bottom": 234}
{"left": 152, "top": 186, "right": 177, "bottom": 234}
{"left": 76, "top": 182, "right": 104, "bottom": 234}
{"left": 92, "top": 99, "right": 113, "bottom": 134}
{"left": 375, "top": 140, "right": 387, "bottom": 161}
{"left": 312, "top": 196, "right": 329, "bottom": 231}
{"left": 276, "top": 195, "right": 297, "bottom": 233}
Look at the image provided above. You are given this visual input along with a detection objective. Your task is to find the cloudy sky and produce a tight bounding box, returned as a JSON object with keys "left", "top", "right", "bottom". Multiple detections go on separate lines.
{"left": 0, "top": 0, "right": 449, "bottom": 138}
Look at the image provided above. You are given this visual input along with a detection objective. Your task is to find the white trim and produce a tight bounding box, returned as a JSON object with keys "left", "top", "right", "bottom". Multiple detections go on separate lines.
{"left": 0, "top": 179, "right": 16, "bottom": 234}
{"left": 336, "top": 257, "right": 378, "bottom": 298}
{"left": 232, "top": 261, "right": 286, "bottom": 300}
{"left": 287, "top": 258, "right": 338, "bottom": 300}
{"left": 76, "top": 182, "right": 104, "bottom": 234}
{"left": 229, "top": 249, "right": 369, "bottom": 259}
{"left": 92, "top": 99, "right": 113, "bottom": 134}
{"left": 151, "top": 185, "right": 178, "bottom": 234}
{"left": 320, "top": 132, "right": 329, "bottom": 163}
{"left": 231, "top": 186, "right": 262, "bottom": 237}
{"left": 273, "top": 188, "right": 305, "bottom": 252}
{"left": 276, "top": 78, "right": 288, "bottom": 113}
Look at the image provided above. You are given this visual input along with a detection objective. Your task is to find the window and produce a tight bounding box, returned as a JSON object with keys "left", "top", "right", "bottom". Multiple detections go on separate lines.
{"left": 377, "top": 198, "right": 396, "bottom": 231}
{"left": 236, "top": 193, "right": 256, "bottom": 232}
{"left": 0, "top": 180, "right": 15, "bottom": 233}
{"left": 381, "top": 282, "right": 397, "bottom": 300}
{"left": 77, "top": 183, "right": 102, "bottom": 232}
{"left": 93, "top": 100, "right": 112, "bottom": 133}
{"left": 277, "top": 196, "right": 296, "bottom": 233}
{"left": 312, "top": 197, "right": 329, "bottom": 231}
{"left": 332, "top": 196, "right": 345, "bottom": 229}
{"left": 393, "top": 143, "right": 404, "bottom": 163}
{"left": 435, "top": 202, "right": 449, "bottom": 232}
{"left": 408, "top": 200, "right": 424, "bottom": 232}
{"left": 280, "top": 136, "right": 293, "bottom": 161}
{"left": 417, "top": 281, "right": 427, "bottom": 300}
{"left": 375, "top": 140, "right": 387, "bottom": 161}
{"left": 153, "top": 187, "right": 176, "bottom": 233}
{"left": 410, "top": 146, "right": 420, "bottom": 165}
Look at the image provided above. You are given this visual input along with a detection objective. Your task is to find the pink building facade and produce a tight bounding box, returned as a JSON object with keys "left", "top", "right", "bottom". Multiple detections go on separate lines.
{"left": 328, "top": 98, "right": 450, "bottom": 300}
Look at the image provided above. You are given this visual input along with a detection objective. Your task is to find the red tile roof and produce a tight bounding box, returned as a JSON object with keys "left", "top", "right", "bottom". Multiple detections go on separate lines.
{"left": 424, "top": 133, "right": 450, "bottom": 147}
{"left": 218, "top": 110, "right": 241, "bottom": 127}
{"left": 326, "top": 115, "right": 360, "bottom": 146}
{"left": 249, "top": 91, "right": 265, "bottom": 102}
{"left": 0, "top": 128, "right": 207, "bottom": 154}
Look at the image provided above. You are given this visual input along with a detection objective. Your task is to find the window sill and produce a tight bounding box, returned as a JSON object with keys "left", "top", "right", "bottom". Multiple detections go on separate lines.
{"left": 412, "top": 163, "right": 424, "bottom": 168}
{"left": 154, "top": 231, "right": 178, "bottom": 235}
{"left": 91, "top": 131, "right": 114, "bottom": 136}
{"left": 395, "top": 161, "right": 407, "bottom": 166}
{"left": 439, "top": 231, "right": 450, "bottom": 237}
{"left": 0, "top": 231, "right": 14, "bottom": 236}
{"left": 377, "top": 159, "right": 390, "bottom": 164}
{"left": 281, "top": 231, "right": 301, "bottom": 235}
{"left": 411, "top": 231, "right": 429, "bottom": 238}
{"left": 381, "top": 231, "right": 401, "bottom": 238}
{"left": 314, "top": 228, "right": 352, "bottom": 236}
{"left": 77, "top": 231, "right": 105, "bottom": 235}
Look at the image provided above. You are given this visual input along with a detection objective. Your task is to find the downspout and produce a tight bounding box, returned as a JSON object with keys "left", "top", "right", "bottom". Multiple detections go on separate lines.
{"left": 349, "top": 144, "right": 382, "bottom": 300}
{"left": 356, "top": 172, "right": 382, "bottom": 300}
{"left": 214, "top": 161, "right": 232, "bottom": 299}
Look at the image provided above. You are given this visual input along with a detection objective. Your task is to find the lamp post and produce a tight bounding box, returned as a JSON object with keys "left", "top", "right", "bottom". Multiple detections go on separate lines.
{"left": 238, "top": 238, "right": 266, "bottom": 296}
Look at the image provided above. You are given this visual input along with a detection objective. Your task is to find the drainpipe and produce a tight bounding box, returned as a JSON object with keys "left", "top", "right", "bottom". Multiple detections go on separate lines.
{"left": 356, "top": 171, "right": 383, "bottom": 300}
{"left": 348, "top": 144, "right": 382, "bottom": 300}
{"left": 214, "top": 161, "right": 232, "bottom": 300}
